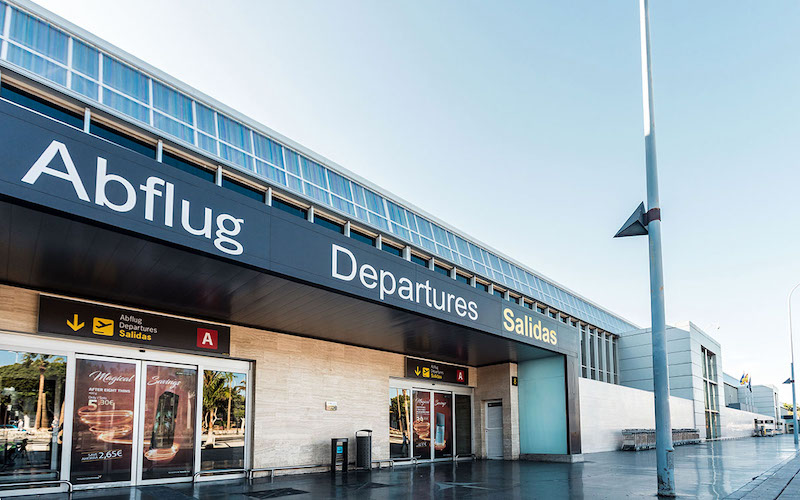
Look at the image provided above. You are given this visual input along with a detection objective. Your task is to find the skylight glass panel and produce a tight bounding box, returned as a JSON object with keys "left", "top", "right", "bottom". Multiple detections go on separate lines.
{"left": 72, "top": 39, "right": 98, "bottom": 78}
{"left": 103, "top": 55, "right": 148, "bottom": 103}
{"left": 253, "top": 133, "right": 284, "bottom": 167}
{"left": 10, "top": 9, "right": 68, "bottom": 64}
{"left": 217, "top": 114, "right": 251, "bottom": 152}
{"left": 152, "top": 81, "right": 193, "bottom": 124}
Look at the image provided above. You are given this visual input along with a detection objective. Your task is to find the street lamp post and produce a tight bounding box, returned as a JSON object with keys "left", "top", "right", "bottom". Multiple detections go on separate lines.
{"left": 639, "top": 0, "right": 675, "bottom": 496}
{"left": 788, "top": 282, "right": 800, "bottom": 446}
{"left": 614, "top": 2, "right": 675, "bottom": 493}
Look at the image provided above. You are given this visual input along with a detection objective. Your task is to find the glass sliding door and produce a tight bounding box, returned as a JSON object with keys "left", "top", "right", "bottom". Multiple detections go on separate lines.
{"left": 433, "top": 392, "right": 452, "bottom": 459}
{"left": 0, "top": 349, "right": 67, "bottom": 484}
{"left": 454, "top": 394, "right": 472, "bottom": 457}
{"left": 412, "top": 391, "right": 430, "bottom": 459}
{"left": 139, "top": 363, "right": 197, "bottom": 482}
{"left": 389, "top": 388, "right": 411, "bottom": 459}
{"left": 200, "top": 370, "right": 246, "bottom": 471}
{"left": 70, "top": 356, "right": 138, "bottom": 486}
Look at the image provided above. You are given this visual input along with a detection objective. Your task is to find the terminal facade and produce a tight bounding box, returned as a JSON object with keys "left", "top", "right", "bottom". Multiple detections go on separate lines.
{"left": 0, "top": 0, "right": 780, "bottom": 496}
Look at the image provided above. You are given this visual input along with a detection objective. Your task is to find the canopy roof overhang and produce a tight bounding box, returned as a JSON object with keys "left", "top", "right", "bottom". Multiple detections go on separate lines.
{"left": 0, "top": 198, "right": 557, "bottom": 366}
{"left": 0, "top": 99, "right": 574, "bottom": 367}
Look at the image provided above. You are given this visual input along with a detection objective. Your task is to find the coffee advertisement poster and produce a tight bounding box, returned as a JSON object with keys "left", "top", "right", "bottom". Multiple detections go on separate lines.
{"left": 413, "top": 390, "right": 431, "bottom": 458}
{"left": 71, "top": 359, "right": 137, "bottom": 484}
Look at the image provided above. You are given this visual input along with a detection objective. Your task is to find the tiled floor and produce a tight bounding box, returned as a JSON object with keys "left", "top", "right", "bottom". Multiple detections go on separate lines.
{"left": 9, "top": 435, "right": 799, "bottom": 499}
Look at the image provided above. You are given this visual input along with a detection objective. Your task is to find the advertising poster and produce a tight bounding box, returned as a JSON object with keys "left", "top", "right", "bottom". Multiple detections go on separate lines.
{"left": 141, "top": 365, "right": 197, "bottom": 480}
{"left": 433, "top": 393, "right": 453, "bottom": 459}
{"left": 412, "top": 391, "right": 430, "bottom": 459}
{"left": 71, "top": 359, "right": 137, "bottom": 484}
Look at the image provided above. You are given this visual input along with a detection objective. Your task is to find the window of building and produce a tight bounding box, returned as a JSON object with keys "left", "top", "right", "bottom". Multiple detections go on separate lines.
{"left": 525, "top": 301, "right": 534, "bottom": 310}
{"left": 410, "top": 254, "right": 428, "bottom": 267}
{"left": 492, "top": 288, "right": 504, "bottom": 298}
{"left": 580, "top": 325, "right": 587, "bottom": 378}
{"left": 536, "top": 305, "right": 546, "bottom": 314}
{"left": 90, "top": 121, "right": 156, "bottom": 158}
{"left": 272, "top": 197, "right": 307, "bottom": 219}
{"left": 162, "top": 152, "right": 215, "bottom": 183}
{"left": 351, "top": 230, "right": 376, "bottom": 247}
{"left": 511, "top": 296, "right": 520, "bottom": 305}
{"left": 589, "top": 329, "right": 597, "bottom": 379}
{"left": 476, "top": 282, "right": 489, "bottom": 293}
{"left": 548, "top": 310, "right": 557, "bottom": 319}
{"left": 702, "top": 347, "right": 720, "bottom": 439}
{"left": 455, "top": 273, "right": 470, "bottom": 285}
{"left": 382, "top": 243, "right": 403, "bottom": 256}
{"left": 314, "top": 216, "right": 344, "bottom": 234}
{"left": 1, "top": 83, "right": 83, "bottom": 129}
{"left": 433, "top": 263, "right": 450, "bottom": 277}
{"left": 222, "top": 177, "right": 264, "bottom": 202}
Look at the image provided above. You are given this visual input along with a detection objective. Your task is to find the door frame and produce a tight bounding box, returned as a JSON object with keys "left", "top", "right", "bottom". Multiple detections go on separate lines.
{"left": 0, "top": 331, "right": 253, "bottom": 495}
{"left": 135, "top": 359, "right": 198, "bottom": 487}
{"left": 484, "top": 399, "right": 504, "bottom": 460}
{"left": 389, "top": 378, "right": 474, "bottom": 462}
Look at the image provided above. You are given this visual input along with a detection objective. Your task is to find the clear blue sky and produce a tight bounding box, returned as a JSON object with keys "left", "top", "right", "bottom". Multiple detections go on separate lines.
{"left": 36, "top": 1, "right": 800, "bottom": 401}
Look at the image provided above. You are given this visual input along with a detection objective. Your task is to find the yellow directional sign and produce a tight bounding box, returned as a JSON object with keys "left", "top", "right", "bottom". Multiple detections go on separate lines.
{"left": 92, "top": 317, "right": 114, "bottom": 336}
{"left": 414, "top": 366, "right": 421, "bottom": 376}
{"left": 66, "top": 314, "right": 84, "bottom": 331}
{"left": 422, "top": 367, "right": 430, "bottom": 378}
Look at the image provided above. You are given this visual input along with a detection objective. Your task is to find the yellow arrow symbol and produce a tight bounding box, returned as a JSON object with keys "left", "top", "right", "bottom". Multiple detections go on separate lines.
{"left": 414, "top": 367, "right": 421, "bottom": 376}
{"left": 67, "top": 314, "right": 84, "bottom": 331}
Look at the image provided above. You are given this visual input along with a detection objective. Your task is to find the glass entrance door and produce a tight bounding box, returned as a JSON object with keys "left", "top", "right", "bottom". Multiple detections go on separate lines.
{"left": 68, "top": 355, "right": 249, "bottom": 488}
{"left": 70, "top": 355, "right": 139, "bottom": 487}
{"left": 137, "top": 362, "right": 197, "bottom": 484}
{"left": 408, "top": 389, "right": 456, "bottom": 461}
{"left": 199, "top": 369, "right": 247, "bottom": 471}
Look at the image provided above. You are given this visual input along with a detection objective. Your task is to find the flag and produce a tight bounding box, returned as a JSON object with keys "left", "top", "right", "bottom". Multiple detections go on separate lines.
{"left": 784, "top": 378, "right": 793, "bottom": 385}
{"left": 748, "top": 377, "right": 752, "bottom": 391}
{"left": 740, "top": 373, "right": 749, "bottom": 386}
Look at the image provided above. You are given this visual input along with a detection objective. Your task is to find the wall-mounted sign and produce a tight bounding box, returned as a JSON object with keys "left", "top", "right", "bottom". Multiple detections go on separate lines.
{"left": 405, "top": 357, "right": 468, "bottom": 385}
{"left": 502, "top": 307, "right": 558, "bottom": 346}
{"left": 325, "top": 401, "right": 338, "bottom": 411}
{"left": 38, "top": 295, "right": 230, "bottom": 355}
{"left": 0, "top": 99, "right": 579, "bottom": 358}
{"left": 512, "top": 376, "right": 518, "bottom": 386}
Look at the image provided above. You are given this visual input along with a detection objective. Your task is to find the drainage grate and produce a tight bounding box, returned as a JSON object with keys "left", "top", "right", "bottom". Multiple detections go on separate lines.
{"left": 247, "top": 488, "right": 309, "bottom": 498}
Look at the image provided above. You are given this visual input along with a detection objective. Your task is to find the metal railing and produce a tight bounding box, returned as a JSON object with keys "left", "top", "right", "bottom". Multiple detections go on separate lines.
{"left": 0, "top": 479, "right": 72, "bottom": 496}
{"left": 193, "top": 468, "right": 248, "bottom": 481}
{"left": 248, "top": 464, "right": 327, "bottom": 482}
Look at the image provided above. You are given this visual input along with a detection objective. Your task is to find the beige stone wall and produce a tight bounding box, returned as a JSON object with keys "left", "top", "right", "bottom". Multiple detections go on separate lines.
{"left": 231, "top": 325, "right": 407, "bottom": 468}
{"left": 474, "top": 362, "right": 519, "bottom": 459}
{"left": 0, "top": 284, "right": 38, "bottom": 333}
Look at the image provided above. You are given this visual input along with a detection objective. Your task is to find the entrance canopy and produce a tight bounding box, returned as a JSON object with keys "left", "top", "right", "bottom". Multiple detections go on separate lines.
{"left": 0, "top": 100, "right": 574, "bottom": 366}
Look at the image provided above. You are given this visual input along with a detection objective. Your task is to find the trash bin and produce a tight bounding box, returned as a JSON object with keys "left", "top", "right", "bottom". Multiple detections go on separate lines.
{"left": 331, "top": 437, "right": 348, "bottom": 473}
{"left": 356, "top": 429, "right": 372, "bottom": 469}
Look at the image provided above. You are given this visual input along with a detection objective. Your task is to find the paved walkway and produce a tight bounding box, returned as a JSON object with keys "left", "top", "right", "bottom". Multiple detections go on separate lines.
{"left": 10, "top": 435, "right": 799, "bottom": 499}
{"left": 725, "top": 450, "right": 800, "bottom": 499}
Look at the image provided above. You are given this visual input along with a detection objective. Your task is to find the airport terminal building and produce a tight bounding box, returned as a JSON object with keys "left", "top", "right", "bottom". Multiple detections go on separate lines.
{"left": 0, "top": 1, "right": 779, "bottom": 496}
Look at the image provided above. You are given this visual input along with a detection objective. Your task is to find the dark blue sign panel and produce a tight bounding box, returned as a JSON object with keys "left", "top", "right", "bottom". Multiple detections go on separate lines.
{"left": 0, "top": 100, "right": 576, "bottom": 356}
{"left": 0, "top": 100, "right": 270, "bottom": 268}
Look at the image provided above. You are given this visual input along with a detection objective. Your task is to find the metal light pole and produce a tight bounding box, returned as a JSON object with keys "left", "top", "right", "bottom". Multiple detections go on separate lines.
{"left": 639, "top": 0, "right": 675, "bottom": 495}
{"left": 788, "top": 282, "right": 800, "bottom": 446}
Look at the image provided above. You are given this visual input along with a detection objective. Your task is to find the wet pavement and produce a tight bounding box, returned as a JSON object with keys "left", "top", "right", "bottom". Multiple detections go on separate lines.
{"left": 11, "top": 434, "right": 800, "bottom": 499}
